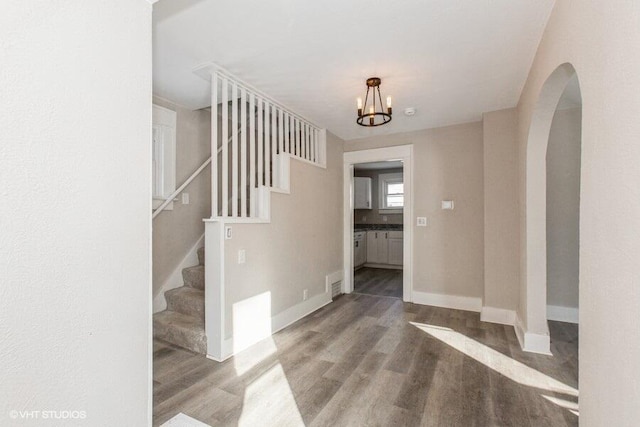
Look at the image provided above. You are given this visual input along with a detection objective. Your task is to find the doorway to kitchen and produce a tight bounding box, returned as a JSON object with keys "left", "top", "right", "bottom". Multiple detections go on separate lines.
{"left": 343, "top": 145, "right": 413, "bottom": 302}
{"left": 353, "top": 161, "right": 404, "bottom": 298}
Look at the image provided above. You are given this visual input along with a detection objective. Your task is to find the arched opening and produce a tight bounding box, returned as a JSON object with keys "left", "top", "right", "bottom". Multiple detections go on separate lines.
{"left": 523, "top": 63, "right": 582, "bottom": 355}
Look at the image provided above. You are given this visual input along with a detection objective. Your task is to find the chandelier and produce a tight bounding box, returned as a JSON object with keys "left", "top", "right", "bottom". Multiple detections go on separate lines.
{"left": 356, "top": 77, "right": 392, "bottom": 127}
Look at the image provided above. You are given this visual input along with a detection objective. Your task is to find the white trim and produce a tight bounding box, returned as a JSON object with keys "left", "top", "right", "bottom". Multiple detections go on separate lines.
{"left": 514, "top": 314, "right": 552, "bottom": 355}
{"left": 153, "top": 234, "right": 204, "bottom": 313}
{"left": 547, "top": 305, "right": 579, "bottom": 324}
{"left": 363, "top": 263, "right": 403, "bottom": 270}
{"left": 216, "top": 291, "right": 332, "bottom": 362}
{"left": 204, "top": 221, "right": 225, "bottom": 361}
{"left": 480, "top": 306, "right": 516, "bottom": 325}
{"left": 412, "top": 291, "right": 482, "bottom": 312}
{"left": 343, "top": 145, "right": 413, "bottom": 302}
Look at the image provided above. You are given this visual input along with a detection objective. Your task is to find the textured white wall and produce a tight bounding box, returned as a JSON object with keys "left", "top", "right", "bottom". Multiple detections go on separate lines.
{"left": 0, "top": 1, "right": 152, "bottom": 425}
{"left": 517, "top": 1, "right": 640, "bottom": 423}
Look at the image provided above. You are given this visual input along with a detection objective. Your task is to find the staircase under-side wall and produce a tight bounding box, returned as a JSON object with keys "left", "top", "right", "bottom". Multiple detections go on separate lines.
{"left": 153, "top": 247, "right": 206, "bottom": 353}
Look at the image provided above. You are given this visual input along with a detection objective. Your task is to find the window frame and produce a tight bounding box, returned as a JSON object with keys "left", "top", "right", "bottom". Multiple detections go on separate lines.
{"left": 378, "top": 172, "right": 404, "bottom": 214}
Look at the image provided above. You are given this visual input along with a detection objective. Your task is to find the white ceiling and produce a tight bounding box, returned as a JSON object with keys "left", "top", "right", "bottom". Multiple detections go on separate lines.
{"left": 153, "top": 0, "right": 555, "bottom": 140}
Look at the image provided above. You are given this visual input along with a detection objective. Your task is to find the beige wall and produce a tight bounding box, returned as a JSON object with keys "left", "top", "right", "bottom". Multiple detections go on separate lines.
{"left": 483, "top": 108, "right": 520, "bottom": 311}
{"left": 546, "top": 107, "right": 581, "bottom": 309}
{"left": 354, "top": 168, "right": 404, "bottom": 225}
{"left": 223, "top": 132, "right": 344, "bottom": 338}
{"left": 152, "top": 97, "right": 211, "bottom": 297}
{"left": 517, "top": 1, "right": 640, "bottom": 423}
{"left": 345, "top": 122, "right": 484, "bottom": 298}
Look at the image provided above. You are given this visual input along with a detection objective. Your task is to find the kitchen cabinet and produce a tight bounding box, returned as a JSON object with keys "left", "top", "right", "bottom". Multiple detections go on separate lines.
{"left": 366, "top": 230, "right": 403, "bottom": 266}
{"left": 354, "top": 177, "right": 372, "bottom": 209}
{"left": 387, "top": 231, "right": 404, "bottom": 265}
{"left": 366, "top": 230, "right": 389, "bottom": 264}
{"left": 354, "top": 231, "right": 367, "bottom": 267}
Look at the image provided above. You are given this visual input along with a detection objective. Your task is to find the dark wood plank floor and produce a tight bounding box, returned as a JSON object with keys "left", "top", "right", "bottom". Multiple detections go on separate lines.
{"left": 153, "top": 294, "right": 578, "bottom": 426}
{"left": 354, "top": 267, "right": 403, "bottom": 298}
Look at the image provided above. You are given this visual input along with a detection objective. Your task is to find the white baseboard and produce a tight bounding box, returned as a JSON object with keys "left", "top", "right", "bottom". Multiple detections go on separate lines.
{"left": 481, "top": 306, "right": 516, "bottom": 326}
{"left": 153, "top": 234, "right": 204, "bottom": 313}
{"left": 547, "top": 304, "right": 579, "bottom": 324}
{"left": 363, "top": 263, "right": 403, "bottom": 270}
{"left": 412, "top": 291, "right": 482, "bottom": 312}
{"left": 217, "top": 291, "right": 332, "bottom": 361}
{"left": 514, "top": 314, "right": 551, "bottom": 355}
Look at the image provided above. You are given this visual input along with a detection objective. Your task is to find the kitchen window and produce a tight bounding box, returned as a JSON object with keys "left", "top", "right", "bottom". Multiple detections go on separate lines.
{"left": 379, "top": 172, "right": 403, "bottom": 213}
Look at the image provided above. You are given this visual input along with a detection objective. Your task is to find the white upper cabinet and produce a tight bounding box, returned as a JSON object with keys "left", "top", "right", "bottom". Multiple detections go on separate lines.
{"left": 354, "top": 177, "right": 372, "bottom": 209}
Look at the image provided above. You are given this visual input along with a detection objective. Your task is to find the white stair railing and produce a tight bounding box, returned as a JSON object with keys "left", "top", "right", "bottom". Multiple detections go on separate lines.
{"left": 207, "top": 64, "right": 327, "bottom": 220}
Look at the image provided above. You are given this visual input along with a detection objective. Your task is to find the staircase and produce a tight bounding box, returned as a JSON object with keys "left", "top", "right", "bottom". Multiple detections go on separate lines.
{"left": 153, "top": 247, "right": 206, "bottom": 353}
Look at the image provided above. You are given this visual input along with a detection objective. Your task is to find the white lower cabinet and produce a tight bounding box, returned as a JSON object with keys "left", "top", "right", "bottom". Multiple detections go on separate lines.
{"left": 387, "top": 231, "right": 403, "bottom": 265}
{"left": 366, "top": 230, "right": 402, "bottom": 266}
{"left": 354, "top": 231, "right": 367, "bottom": 267}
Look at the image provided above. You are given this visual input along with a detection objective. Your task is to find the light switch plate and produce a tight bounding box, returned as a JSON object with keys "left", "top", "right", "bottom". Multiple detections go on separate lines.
{"left": 238, "top": 249, "right": 246, "bottom": 264}
{"left": 441, "top": 200, "right": 454, "bottom": 210}
{"left": 225, "top": 226, "right": 232, "bottom": 240}
{"left": 182, "top": 193, "right": 189, "bottom": 204}
{"left": 417, "top": 217, "right": 427, "bottom": 226}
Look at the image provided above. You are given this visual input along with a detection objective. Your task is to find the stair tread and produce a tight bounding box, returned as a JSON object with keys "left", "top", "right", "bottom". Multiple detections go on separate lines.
{"left": 153, "top": 310, "right": 206, "bottom": 354}
{"left": 165, "top": 286, "right": 204, "bottom": 300}
{"left": 154, "top": 310, "right": 204, "bottom": 328}
{"left": 182, "top": 265, "right": 204, "bottom": 290}
{"left": 165, "top": 286, "right": 204, "bottom": 319}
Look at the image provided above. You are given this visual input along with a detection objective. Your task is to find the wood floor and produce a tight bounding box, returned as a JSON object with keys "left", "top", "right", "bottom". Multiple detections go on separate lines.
{"left": 354, "top": 267, "right": 403, "bottom": 298}
{"left": 153, "top": 294, "right": 578, "bottom": 426}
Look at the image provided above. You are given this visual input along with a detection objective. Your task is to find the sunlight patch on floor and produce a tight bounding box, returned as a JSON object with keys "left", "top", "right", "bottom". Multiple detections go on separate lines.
{"left": 238, "top": 363, "right": 305, "bottom": 427}
{"left": 233, "top": 292, "right": 275, "bottom": 375}
{"left": 411, "top": 322, "right": 578, "bottom": 397}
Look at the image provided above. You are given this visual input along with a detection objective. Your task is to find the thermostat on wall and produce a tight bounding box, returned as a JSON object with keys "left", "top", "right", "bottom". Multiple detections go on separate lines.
{"left": 441, "top": 200, "right": 454, "bottom": 210}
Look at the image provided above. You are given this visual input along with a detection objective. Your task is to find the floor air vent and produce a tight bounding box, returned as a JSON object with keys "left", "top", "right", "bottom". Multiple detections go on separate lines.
{"left": 331, "top": 280, "right": 342, "bottom": 298}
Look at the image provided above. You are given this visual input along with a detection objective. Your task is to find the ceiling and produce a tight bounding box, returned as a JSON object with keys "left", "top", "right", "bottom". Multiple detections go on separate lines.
{"left": 153, "top": 0, "right": 555, "bottom": 140}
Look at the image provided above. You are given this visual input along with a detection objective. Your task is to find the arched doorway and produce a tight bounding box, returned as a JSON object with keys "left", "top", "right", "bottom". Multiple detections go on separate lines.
{"left": 523, "top": 63, "right": 582, "bottom": 354}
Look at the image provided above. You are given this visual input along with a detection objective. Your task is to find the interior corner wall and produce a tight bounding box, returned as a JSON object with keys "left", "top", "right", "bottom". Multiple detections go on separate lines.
{"left": 345, "top": 122, "right": 484, "bottom": 300}
{"left": 546, "top": 107, "right": 581, "bottom": 310}
{"left": 222, "top": 132, "right": 344, "bottom": 340}
{"left": 516, "top": 1, "right": 640, "bottom": 423}
{"left": 354, "top": 167, "right": 404, "bottom": 225}
{"left": 482, "top": 108, "right": 520, "bottom": 312}
{"left": 0, "top": 1, "right": 152, "bottom": 425}
{"left": 152, "top": 97, "right": 211, "bottom": 298}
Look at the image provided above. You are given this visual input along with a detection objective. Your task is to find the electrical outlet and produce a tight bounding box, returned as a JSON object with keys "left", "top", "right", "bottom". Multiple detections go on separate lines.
{"left": 417, "top": 217, "right": 427, "bottom": 226}
{"left": 303, "top": 289, "right": 308, "bottom": 301}
{"left": 238, "top": 249, "right": 246, "bottom": 264}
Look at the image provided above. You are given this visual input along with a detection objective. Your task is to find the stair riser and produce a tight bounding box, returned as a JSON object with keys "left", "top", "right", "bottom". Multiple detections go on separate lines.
{"left": 153, "top": 320, "right": 206, "bottom": 354}
{"left": 182, "top": 267, "right": 204, "bottom": 289}
{"left": 167, "top": 294, "right": 205, "bottom": 320}
{"left": 197, "top": 247, "right": 205, "bottom": 266}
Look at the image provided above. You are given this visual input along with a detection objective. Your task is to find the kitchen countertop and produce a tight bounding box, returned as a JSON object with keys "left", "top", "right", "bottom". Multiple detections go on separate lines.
{"left": 354, "top": 224, "right": 403, "bottom": 232}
